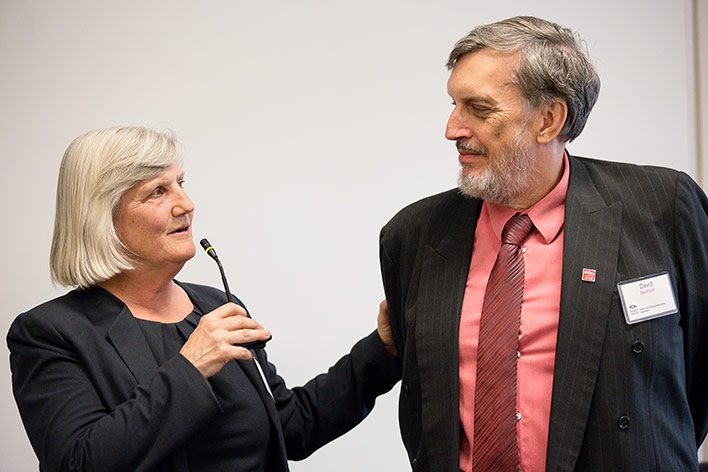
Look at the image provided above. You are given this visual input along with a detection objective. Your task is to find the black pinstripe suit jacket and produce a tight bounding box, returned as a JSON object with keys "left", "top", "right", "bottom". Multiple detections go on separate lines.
{"left": 379, "top": 154, "right": 708, "bottom": 472}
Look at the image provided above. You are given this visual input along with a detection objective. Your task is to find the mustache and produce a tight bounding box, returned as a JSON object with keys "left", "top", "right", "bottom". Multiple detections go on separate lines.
{"left": 456, "top": 140, "right": 487, "bottom": 157}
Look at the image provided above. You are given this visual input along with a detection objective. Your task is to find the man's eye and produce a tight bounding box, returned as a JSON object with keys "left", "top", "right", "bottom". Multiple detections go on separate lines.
{"left": 471, "top": 105, "right": 492, "bottom": 117}
{"left": 178, "top": 179, "right": 186, "bottom": 188}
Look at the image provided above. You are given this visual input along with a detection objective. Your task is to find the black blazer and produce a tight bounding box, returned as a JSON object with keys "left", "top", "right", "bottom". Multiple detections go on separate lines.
{"left": 379, "top": 155, "right": 708, "bottom": 471}
{"left": 7, "top": 282, "right": 400, "bottom": 471}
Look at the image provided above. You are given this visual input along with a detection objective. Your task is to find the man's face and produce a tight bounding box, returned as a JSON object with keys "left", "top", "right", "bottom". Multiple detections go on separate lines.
{"left": 446, "top": 49, "right": 541, "bottom": 207}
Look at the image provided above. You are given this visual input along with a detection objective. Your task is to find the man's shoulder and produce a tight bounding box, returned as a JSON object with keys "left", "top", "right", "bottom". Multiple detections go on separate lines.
{"left": 380, "top": 188, "right": 479, "bottom": 255}
{"left": 382, "top": 188, "right": 468, "bottom": 231}
{"left": 572, "top": 155, "right": 686, "bottom": 183}
{"left": 569, "top": 155, "right": 708, "bottom": 221}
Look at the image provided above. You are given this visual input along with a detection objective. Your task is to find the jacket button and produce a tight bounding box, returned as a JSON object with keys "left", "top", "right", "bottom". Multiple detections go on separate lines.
{"left": 401, "top": 384, "right": 410, "bottom": 397}
{"left": 618, "top": 415, "right": 630, "bottom": 429}
{"left": 412, "top": 458, "right": 417, "bottom": 466}
{"left": 632, "top": 340, "right": 644, "bottom": 354}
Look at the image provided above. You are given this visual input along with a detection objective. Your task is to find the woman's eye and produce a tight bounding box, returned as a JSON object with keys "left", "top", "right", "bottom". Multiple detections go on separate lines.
{"left": 178, "top": 179, "right": 186, "bottom": 188}
{"left": 150, "top": 187, "right": 165, "bottom": 197}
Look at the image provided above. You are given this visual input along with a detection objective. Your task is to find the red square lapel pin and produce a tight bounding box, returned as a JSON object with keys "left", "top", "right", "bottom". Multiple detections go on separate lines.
{"left": 581, "top": 268, "right": 596, "bottom": 283}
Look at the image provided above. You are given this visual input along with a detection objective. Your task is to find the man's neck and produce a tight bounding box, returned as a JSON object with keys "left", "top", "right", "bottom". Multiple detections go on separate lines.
{"left": 507, "top": 144, "right": 566, "bottom": 210}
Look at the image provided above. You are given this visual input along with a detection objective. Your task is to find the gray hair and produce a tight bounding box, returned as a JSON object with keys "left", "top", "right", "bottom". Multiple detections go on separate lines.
{"left": 50, "top": 126, "right": 179, "bottom": 288}
{"left": 447, "top": 16, "right": 600, "bottom": 142}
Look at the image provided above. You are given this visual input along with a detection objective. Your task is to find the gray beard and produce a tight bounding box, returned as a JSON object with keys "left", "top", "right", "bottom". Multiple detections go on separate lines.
{"left": 457, "top": 131, "right": 535, "bottom": 206}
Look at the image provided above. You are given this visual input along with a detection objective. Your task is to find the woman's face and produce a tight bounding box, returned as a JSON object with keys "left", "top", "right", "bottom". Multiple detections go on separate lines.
{"left": 114, "top": 163, "right": 196, "bottom": 272}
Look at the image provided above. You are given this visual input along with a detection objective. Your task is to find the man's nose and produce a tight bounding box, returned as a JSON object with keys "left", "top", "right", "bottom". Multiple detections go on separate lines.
{"left": 445, "top": 108, "right": 471, "bottom": 141}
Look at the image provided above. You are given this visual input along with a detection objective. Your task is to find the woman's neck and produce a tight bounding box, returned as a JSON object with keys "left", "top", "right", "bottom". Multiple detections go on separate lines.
{"left": 99, "top": 266, "right": 192, "bottom": 322}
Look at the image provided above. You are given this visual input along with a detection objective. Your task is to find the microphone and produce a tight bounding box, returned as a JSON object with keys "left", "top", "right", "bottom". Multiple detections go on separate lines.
{"left": 200, "top": 238, "right": 270, "bottom": 350}
{"left": 200, "top": 238, "right": 219, "bottom": 260}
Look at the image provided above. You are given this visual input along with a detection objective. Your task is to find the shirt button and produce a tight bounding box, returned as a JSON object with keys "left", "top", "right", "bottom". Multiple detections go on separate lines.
{"left": 516, "top": 350, "right": 521, "bottom": 359}
{"left": 521, "top": 246, "right": 528, "bottom": 254}
{"left": 618, "top": 415, "right": 630, "bottom": 429}
{"left": 632, "top": 340, "right": 645, "bottom": 354}
{"left": 515, "top": 411, "right": 522, "bottom": 421}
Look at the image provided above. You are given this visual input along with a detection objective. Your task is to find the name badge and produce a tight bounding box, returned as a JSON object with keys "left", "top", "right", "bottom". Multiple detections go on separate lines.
{"left": 617, "top": 272, "right": 678, "bottom": 324}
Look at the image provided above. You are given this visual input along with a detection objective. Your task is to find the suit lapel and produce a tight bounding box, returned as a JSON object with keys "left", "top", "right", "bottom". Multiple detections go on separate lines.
{"left": 106, "top": 299, "right": 160, "bottom": 385}
{"left": 545, "top": 157, "right": 623, "bottom": 472}
{"left": 415, "top": 195, "right": 481, "bottom": 470}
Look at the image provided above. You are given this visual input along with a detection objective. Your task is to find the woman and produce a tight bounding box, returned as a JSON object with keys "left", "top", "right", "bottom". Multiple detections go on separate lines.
{"left": 7, "top": 127, "right": 400, "bottom": 472}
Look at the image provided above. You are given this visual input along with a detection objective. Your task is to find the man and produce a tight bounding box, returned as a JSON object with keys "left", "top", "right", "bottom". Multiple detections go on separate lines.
{"left": 379, "top": 16, "right": 708, "bottom": 472}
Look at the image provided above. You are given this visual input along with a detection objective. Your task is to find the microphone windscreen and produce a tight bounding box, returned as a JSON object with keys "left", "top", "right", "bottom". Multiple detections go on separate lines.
{"left": 200, "top": 238, "right": 217, "bottom": 258}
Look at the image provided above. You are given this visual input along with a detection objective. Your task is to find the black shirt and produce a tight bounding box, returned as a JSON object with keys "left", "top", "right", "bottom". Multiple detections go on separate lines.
{"left": 135, "top": 308, "right": 271, "bottom": 471}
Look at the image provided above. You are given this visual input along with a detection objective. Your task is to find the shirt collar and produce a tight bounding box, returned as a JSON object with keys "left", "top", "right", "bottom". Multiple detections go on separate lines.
{"left": 485, "top": 151, "right": 570, "bottom": 245}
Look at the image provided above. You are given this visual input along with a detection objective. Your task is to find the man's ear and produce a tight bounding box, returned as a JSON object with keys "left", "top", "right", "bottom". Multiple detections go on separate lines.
{"left": 536, "top": 99, "right": 568, "bottom": 144}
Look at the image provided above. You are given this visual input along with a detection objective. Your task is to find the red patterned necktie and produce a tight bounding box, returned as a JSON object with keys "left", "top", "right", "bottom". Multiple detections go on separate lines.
{"left": 473, "top": 213, "right": 534, "bottom": 471}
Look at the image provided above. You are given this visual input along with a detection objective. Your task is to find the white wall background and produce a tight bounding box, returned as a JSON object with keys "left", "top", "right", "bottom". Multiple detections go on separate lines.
{"left": 0, "top": 0, "right": 702, "bottom": 470}
{"left": 698, "top": 0, "right": 708, "bottom": 188}
{"left": 694, "top": 0, "right": 708, "bottom": 462}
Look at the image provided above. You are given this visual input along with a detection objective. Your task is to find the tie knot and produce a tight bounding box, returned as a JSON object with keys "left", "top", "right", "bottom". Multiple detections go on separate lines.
{"left": 502, "top": 213, "right": 534, "bottom": 246}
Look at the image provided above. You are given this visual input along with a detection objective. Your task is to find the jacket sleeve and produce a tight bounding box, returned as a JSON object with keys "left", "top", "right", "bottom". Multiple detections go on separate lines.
{"left": 261, "top": 330, "right": 401, "bottom": 460}
{"left": 7, "top": 311, "right": 221, "bottom": 472}
{"left": 673, "top": 172, "right": 708, "bottom": 447}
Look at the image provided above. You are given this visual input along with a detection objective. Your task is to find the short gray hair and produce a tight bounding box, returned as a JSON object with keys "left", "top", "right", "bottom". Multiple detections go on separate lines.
{"left": 50, "top": 126, "right": 179, "bottom": 288}
{"left": 447, "top": 16, "right": 600, "bottom": 142}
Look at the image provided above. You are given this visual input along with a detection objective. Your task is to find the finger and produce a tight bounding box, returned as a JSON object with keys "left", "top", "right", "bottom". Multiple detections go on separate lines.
{"left": 207, "top": 302, "right": 249, "bottom": 319}
{"left": 378, "top": 300, "right": 390, "bottom": 323}
{"left": 221, "top": 315, "right": 263, "bottom": 331}
{"left": 379, "top": 299, "right": 388, "bottom": 314}
{"left": 225, "top": 328, "right": 272, "bottom": 346}
{"left": 227, "top": 345, "right": 254, "bottom": 361}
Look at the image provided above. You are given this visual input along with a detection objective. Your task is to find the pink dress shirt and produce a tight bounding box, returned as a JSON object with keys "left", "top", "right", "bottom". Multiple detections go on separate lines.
{"left": 459, "top": 153, "right": 570, "bottom": 472}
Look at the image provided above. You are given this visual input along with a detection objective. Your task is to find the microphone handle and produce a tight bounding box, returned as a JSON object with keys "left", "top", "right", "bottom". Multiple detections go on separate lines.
{"left": 240, "top": 340, "right": 268, "bottom": 350}
{"left": 214, "top": 251, "right": 270, "bottom": 350}
{"left": 215, "top": 257, "right": 234, "bottom": 304}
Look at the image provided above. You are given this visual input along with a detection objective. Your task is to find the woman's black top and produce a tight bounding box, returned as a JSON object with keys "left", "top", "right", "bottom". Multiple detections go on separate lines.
{"left": 135, "top": 308, "right": 271, "bottom": 471}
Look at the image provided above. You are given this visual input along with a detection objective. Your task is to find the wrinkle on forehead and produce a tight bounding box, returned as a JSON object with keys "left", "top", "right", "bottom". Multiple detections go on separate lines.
{"left": 447, "top": 49, "right": 527, "bottom": 113}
